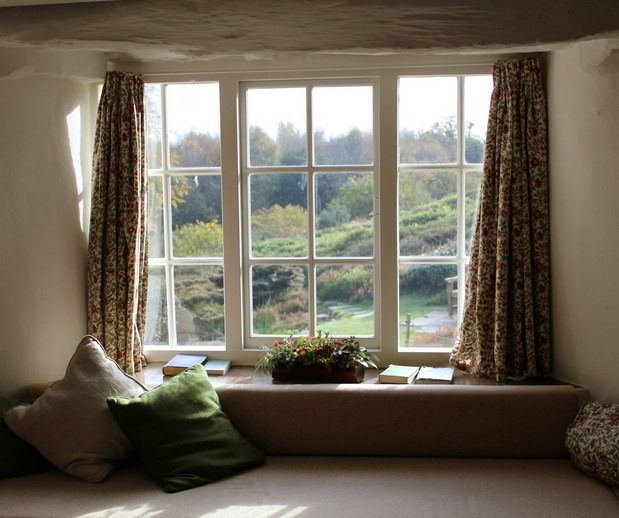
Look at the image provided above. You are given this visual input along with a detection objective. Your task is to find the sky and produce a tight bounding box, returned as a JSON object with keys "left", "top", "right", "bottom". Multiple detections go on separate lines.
{"left": 155, "top": 75, "right": 494, "bottom": 144}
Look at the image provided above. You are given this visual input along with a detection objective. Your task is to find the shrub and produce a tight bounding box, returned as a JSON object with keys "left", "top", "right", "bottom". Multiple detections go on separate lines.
{"left": 317, "top": 265, "right": 373, "bottom": 303}
{"left": 173, "top": 220, "right": 223, "bottom": 257}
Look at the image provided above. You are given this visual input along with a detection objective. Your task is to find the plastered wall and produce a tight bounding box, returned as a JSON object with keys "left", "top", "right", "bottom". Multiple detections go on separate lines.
{"left": 547, "top": 39, "right": 619, "bottom": 403}
{"left": 1, "top": 42, "right": 618, "bottom": 401}
{"left": 0, "top": 49, "right": 104, "bottom": 396}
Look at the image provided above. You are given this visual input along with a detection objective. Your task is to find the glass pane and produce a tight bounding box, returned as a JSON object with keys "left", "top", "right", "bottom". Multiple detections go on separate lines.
{"left": 399, "top": 264, "right": 457, "bottom": 348}
{"left": 145, "top": 84, "right": 162, "bottom": 169}
{"left": 171, "top": 175, "right": 223, "bottom": 258}
{"left": 399, "top": 77, "right": 458, "bottom": 164}
{"left": 464, "top": 75, "right": 493, "bottom": 164}
{"left": 148, "top": 177, "right": 164, "bottom": 258}
{"left": 315, "top": 172, "right": 374, "bottom": 258}
{"left": 465, "top": 170, "right": 483, "bottom": 255}
{"left": 145, "top": 266, "right": 168, "bottom": 345}
{"left": 247, "top": 88, "right": 307, "bottom": 167}
{"left": 399, "top": 171, "right": 457, "bottom": 256}
{"left": 313, "top": 86, "right": 373, "bottom": 165}
{"left": 249, "top": 173, "right": 307, "bottom": 258}
{"left": 251, "top": 265, "right": 308, "bottom": 335}
{"left": 167, "top": 83, "right": 221, "bottom": 168}
{"left": 316, "top": 264, "right": 374, "bottom": 336}
{"left": 174, "top": 265, "right": 225, "bottom": 345}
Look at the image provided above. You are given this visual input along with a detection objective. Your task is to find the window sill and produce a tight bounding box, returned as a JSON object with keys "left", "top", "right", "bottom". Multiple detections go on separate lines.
{"left": 135, "top": 362, "right": 568, "bottom": 390}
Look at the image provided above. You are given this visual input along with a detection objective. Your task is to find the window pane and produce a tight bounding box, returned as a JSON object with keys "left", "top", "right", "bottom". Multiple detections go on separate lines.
{"left": 399, "top": 77, "right": 457, "bottom": 164}
{"left": 399, "top": 264, "right": 457, "bottom": 347}
{"left": 316, "top": 264, "right": 374, "bottom": 336}
{"left": 148, "top": 176, "right": 164, "bottom": 258}
{"left": 145, "top": 84, "right": 162, "bottom": 169}
{"left": 399, "top": 171, "right": 457, "bottom": 256}
{"left": 171, "top": 175, "right": 223, "bottom": 258}
{"left": 249, "top": 173, "right": 308, "bottom": 258}
{"left": 464, "top": 75, "right": 493, "bottom": 164}
{"left": 174, "top": 265, "right": 225, "bottom": 345}
{"left": 313, "top": 86, "right": 373, "bottom": 165}
{"left": 251, "top": 265, "right": 308, "bottom": 335}
{"left": 465, "top": 170, "right": 483, "bottom": 255}
{"left": 315, "top": 172, "right": 374, "bottom": 258}
{"left": 247, "top": 88, "right": 307, "bottom": 167}
{"left": 167, "top": 83, "right": 221, "bottom": 168}
{"left": 145, "top": 266, "right": 168, "bottom": 345}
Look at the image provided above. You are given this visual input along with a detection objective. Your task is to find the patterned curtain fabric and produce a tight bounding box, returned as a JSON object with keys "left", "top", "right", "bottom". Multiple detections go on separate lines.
{"left": 87, "top": 71, "right": 148, "bottom": 375}
{"left": 450, "top": 58, "right": 550, "bottom": 382}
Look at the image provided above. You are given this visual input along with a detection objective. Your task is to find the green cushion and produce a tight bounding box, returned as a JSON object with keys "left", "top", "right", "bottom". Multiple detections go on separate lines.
{"left": 0, "top": 398, "right": 50, "bottom": 479}
{"left": 107, "top": 364, "right": 266, "bottom": 493}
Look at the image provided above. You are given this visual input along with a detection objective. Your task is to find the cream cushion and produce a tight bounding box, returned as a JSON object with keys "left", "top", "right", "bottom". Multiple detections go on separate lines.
{"left": 4, "top": 335, "right": 147, "bottom": 482}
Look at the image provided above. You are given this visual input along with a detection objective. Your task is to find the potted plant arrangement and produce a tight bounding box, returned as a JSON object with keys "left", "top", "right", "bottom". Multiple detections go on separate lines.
{"left": 256, "top": 331, "right": 379, "bottom": 383}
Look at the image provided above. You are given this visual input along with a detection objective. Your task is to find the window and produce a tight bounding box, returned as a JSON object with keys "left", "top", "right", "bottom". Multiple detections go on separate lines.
{"left": 142, "top": 63, "right": 492, "bottom": 363}
{"left": 241, "top": 82, "right": 378, "bottom": 347}
{"left": 398, "top": 75, "right": 493, "bottom": 349}
{"left": 145, "top": 82, "right": 225, "bottom": 348}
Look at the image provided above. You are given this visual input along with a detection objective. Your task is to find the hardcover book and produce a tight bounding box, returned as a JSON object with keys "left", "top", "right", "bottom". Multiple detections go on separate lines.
{"left": 162, "top": 353, "right": 208, "bottom": 376}
{"left": 205, "top": 360, "right": 231, "bottom": 376}
{"left": 379, "top": 365, "right": 420, "bottom": 384}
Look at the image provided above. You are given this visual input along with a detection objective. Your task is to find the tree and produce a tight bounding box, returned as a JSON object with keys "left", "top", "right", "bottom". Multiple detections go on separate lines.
{"left": 249, "top": 126, "right": 278, "bottom": 166}
{"left": 170, "top": 131, "right": 220, "bottom": 168}
{"left": 277, "top": 121, "right": 306, "bottom": 166}
{"left": 171, "top": 175, "right": 222, "bottom": 228}
{"left": 314, "top": 128, "right": 372, "bottom": 165}
{"left": 336, "top": 174, "right": 374, "bottom": 220}
{"left": 399, "top": 116, "right": 456, "bottom": 164}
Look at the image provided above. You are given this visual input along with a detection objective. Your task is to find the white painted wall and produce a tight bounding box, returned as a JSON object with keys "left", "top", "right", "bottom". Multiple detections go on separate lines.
{"left": 0, "top": 49, "right": 104, "bottom": 396}
{"left": 1, "top": 42, "right": 617, "bottom": 402}
{"left": 547, "top": 39, "right": 619, "bottom": 403}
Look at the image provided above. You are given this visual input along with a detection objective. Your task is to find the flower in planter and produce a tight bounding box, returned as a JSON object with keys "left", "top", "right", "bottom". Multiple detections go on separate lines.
{"left": 256, "top": 331, "right": 379, "bottom": 375}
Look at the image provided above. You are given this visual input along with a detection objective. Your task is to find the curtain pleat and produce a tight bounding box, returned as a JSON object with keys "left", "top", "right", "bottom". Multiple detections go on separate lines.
{"left": 450, "top": 58, "right": 550, "bottom": 382}
{"left": 87, "top": 71, "right": 148, "bottom": 374}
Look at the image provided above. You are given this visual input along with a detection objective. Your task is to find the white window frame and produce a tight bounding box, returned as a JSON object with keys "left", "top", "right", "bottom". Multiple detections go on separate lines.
{"left": 397, "top": 74, "right": 487, "bottom": 352}
{"left": 239, "top": 78, "right": 381, "bottom": 349}
{"left": 139, "top": 58, "right": 494, "bottom": 367}
{"left": 146, "top": 82, "right": 226, "bottom": 352}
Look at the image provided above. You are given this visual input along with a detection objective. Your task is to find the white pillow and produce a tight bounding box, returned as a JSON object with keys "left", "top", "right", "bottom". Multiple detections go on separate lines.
{"left": 5, "top": 335, "right": 147, "bottom": 482}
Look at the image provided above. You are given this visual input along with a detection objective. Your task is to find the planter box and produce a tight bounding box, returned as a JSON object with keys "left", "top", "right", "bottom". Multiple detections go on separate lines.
{"left": 271, "top": 365, "right": 365, "bottom": 383}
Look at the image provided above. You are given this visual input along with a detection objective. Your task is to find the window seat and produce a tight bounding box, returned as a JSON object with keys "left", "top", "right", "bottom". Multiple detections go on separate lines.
{"left": 4, "top": 366, "right": 617, "bottom": 518}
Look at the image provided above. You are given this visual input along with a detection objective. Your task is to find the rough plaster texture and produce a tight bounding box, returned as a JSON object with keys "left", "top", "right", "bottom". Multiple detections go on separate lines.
{"left": 0, "top": 0, "right": 617, "bottom": 63}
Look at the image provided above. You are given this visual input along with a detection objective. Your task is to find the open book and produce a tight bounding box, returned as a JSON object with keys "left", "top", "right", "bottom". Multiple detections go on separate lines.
{"left": 414, "top": 366, "right": 455, "bottom": 384}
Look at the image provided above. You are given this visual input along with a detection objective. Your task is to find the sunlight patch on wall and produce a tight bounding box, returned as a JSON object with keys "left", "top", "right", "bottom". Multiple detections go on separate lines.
{"left": 66, "top": 105, "right": 84, "bottom": 231}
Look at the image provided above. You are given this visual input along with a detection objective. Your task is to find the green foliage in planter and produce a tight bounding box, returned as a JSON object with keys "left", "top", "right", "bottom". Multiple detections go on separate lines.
{"left": 256, "top": 332, "right": 379, "bottom": 375}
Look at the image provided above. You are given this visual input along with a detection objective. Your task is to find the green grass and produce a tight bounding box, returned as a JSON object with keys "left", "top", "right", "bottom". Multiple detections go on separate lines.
{"left": 398, "top": 293, "right": 436, "bottom": 320}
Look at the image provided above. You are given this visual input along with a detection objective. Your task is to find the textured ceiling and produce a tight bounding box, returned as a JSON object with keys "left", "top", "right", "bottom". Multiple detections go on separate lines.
{"left": 0, "top": 0, "right": 618, "bottom": 63}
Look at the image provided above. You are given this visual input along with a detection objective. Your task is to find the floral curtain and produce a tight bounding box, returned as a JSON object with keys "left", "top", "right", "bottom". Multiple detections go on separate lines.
{"left": 87, "top": 71, "right": 148, "bottom": 375}
{"left": 450, "top": 58, "right": 550, "bottom": 382}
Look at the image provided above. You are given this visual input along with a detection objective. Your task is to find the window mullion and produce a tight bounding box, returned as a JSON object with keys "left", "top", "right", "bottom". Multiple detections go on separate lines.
{"left": 219, "top": 77, "right": 244, "bottom": 352}
{"left": 306, "top": 86, "right": 317, "bottom": 335}
{"left": 159, "top": 86, "right": 178, "bottom": 347}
